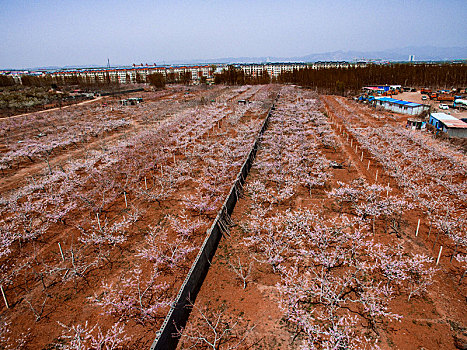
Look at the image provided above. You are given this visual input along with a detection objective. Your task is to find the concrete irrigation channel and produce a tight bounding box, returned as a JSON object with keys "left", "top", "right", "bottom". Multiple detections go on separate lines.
{"left": 151, "top": 94, "right": 279, "bottom": 350}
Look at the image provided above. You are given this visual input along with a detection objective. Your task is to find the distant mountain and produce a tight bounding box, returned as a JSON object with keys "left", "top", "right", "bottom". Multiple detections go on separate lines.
{"left": 297, "top": 46, "right": 467, "bottom": 62}
{"left": 9, "top": 46, "right": 467, "bottom": 71}
{"left": 185, "top": 46, "right": 467, "bottom": 64}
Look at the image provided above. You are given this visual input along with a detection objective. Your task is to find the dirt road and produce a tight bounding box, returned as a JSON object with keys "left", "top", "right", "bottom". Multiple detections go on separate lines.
{"left": 1, "top": 96, "right": 104, "bottom": 120}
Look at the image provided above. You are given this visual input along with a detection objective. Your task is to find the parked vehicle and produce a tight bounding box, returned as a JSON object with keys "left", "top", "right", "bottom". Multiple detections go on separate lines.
{"left": 437, "top": 94, "right": 455, "bottom": 102}
{"left": 454, "top": 99, "right": 467, "bottom": 109}
{"left": 421, "top": 95, "right": 428, "bottom": 100}
{"left": 439, "top": 104, "right": 449, "bottom": 110}
{"left": 428, "top": 92, "right": 456, "bottom": 102}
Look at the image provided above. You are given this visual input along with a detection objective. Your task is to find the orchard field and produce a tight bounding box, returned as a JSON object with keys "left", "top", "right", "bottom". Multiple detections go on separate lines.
{"left": 0, "top": 84, "right": 465, "bottom": 349}
{"left": 0, "top": 84, "right": 279, "bottom": 348}
{"left": 178, "top": 87, "right": 466, "bottom": 350}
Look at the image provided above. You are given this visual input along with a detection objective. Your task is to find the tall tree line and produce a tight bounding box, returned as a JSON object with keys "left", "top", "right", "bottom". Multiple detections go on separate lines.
{"left": 214, "top": 65, "right": 272, "bottom": 85}
{"left": 0, "top": 75, "right": 16, "bottom": 87}
{"left": 278, "top": 63, "right": 467, "bottom": 95}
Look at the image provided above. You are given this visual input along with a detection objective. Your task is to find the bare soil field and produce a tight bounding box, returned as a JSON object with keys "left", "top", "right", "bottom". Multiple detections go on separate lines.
{"left": 178, "top": 88, "right": 466, "bottom": 349}
{"left": 0, "top": 84, "right": 280, "bottom": 348}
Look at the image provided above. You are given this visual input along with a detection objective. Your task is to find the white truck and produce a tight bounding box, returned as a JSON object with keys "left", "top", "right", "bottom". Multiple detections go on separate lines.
{"left": 454, "top": 99, "right": 467, "bottom": 109}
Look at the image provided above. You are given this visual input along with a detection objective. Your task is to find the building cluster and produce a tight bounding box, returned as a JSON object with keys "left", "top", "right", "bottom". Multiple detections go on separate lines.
{"left": 238, "top": 63, "right": 306, "bottom": 78}
{"left": 362, "top": 85, "right": 402, "bottom": 94}
{"left": 2, "top": 61, "right": 369, "bottom": 85}
{"left": 49, "top": 65, "right": 213, "bottom": 84}
{"left": 48, "top": 62, "right": 360, "bottom": 84}
{"left": 236, "top": 61, "right": 367, "bottom": 78}
{"left": 359, "top": 85, "right": 467, "bottom": 138}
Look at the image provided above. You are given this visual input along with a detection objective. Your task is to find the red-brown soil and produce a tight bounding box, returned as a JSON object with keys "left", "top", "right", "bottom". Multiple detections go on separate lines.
{"left": 0, "top": 84, "right": 280, "bottom": 348}
{"left": 179, "top": 90, "right": 466, "bottom": 349}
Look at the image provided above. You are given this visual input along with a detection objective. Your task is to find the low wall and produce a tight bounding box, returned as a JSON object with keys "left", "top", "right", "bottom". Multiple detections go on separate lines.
{"left": 150, "top": 96, "right": 278, "bottom": 350}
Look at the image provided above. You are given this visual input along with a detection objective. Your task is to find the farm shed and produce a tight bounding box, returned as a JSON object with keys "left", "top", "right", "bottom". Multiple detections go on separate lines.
{"left": 373, "top": 97, "right": 429, "bottom": 115}
{"left": 406, "top": 118, "right": 426, "bottom": 130}
{"left": 119, "top": 97, "right": 143, "bottom": 106}
{"left": 362, "top": 86, "right": 385, "bottom": 94}
{"left": 429, "top": 113, "right": 467, "bottom": 138}
{"left": 363, "top": 85, "right": 401, "bottom": 93}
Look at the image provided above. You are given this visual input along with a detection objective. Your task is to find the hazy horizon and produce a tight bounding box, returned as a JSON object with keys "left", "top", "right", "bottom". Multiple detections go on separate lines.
{"left": 1, "top": 0, "right": 467, "bottom": 69}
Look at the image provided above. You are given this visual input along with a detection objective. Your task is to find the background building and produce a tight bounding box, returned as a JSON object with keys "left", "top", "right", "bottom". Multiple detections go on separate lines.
{"left": 429, "top": 112, "right": 467, "bottom": 138}
{"left": 373, "top": 96, "right": 429, "bottom": 115}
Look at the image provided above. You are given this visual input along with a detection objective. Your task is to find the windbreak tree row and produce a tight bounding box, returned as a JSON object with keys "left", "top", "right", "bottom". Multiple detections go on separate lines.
{"left": 278, "top": 63, "right": 467, "bottom": 95}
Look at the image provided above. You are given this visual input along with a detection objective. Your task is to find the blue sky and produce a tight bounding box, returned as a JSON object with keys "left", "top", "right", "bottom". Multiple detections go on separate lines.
{"left": 1, "top": 0, "right": 466, "bottom": 68}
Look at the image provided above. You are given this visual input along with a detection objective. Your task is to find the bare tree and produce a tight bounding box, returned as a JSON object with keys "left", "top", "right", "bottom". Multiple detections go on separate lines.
{"left": 228, "top": 256, "right": 253, "bottom": 289}
{"left": 177, "top": 303, "right": 256, "bottom": 350}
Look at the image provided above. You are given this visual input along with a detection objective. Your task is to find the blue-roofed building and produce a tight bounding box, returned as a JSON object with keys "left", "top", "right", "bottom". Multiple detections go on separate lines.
{"left": 428, "top": 113, "right": 467, "bottom": 138}
{"left": 372, "top": 97, "right": 430, "bottom": 115}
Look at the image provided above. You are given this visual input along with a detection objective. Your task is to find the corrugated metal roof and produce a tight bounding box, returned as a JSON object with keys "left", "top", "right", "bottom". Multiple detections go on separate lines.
{"left": 375, "top": 96, "right": 422, "bottom": 107}
{"left": 431, "top": 113, "right": 459, "bottom": 121}
{"left": 431, "top": 113, "right": 467, "bottom": 129}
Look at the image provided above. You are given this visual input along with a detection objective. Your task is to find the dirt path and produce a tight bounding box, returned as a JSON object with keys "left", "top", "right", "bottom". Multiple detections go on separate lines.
{"left": 1, "top": 96, "right": 105, "bottom": 120}
{"left": 322, "top": 96, "right": 396, "bottom": 188}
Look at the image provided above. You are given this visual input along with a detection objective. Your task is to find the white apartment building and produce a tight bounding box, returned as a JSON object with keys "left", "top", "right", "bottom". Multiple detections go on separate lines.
{"left": 239, "top": 63, "right": 307, "bottom": 78}
{"left": 48, "top": 61, "right": 366, "bottom": 84}
{"left": 51, "top": 65, "right": 213, "bottom": 84}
